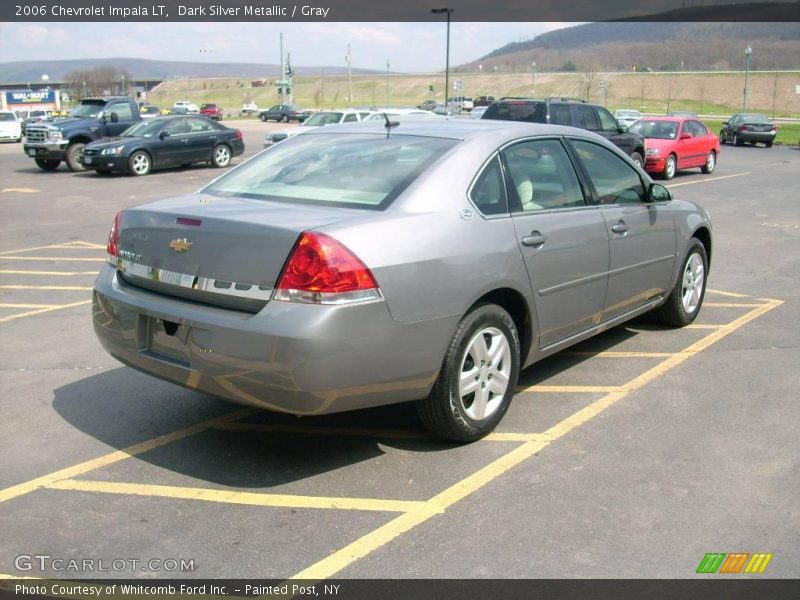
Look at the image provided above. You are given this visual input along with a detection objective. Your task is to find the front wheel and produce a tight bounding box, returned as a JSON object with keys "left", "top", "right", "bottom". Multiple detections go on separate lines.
{"left": 662, "top": 154, "right": 677, "bottom": 180}
{"left": 701, "top": 150, "right": 716, "bottom": 174}
{"left": 65, "top": 142, "right": 87, "bottom": 172}
{"left": 417, "top": 303, "right": 520, "bottom": 442}
{"left": 719, "top": 132, "right": 726, "bottom": 144}
{"left": 211, "top": 144, "right": 231, "bottom": 168}
{"left": 630, "top": 151, "right": 644, "bottom": 169}
{"left": 260, "top": 114, "right": 267, "bottom": 122}
{"left": 281, "top": 115, "right": 289, "bottom": 123}
{"left": 653, "top": 238, "right": 708, "bottom": 327}
{"left": 128, "top": 151, "right": 151, "bottom": 176}
{"left": 35, "top": 158, "right": 60, "bottom": 171}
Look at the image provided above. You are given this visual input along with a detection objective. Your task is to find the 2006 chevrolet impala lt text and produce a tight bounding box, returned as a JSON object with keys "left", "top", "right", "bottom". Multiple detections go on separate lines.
{"left": 92, "top": 120, "right": 712, "bottom": 441}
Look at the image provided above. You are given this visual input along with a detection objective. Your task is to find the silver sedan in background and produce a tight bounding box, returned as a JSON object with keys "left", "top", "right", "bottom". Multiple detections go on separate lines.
{"left": 93, "top": 120, "right": 711, "bottom": 441}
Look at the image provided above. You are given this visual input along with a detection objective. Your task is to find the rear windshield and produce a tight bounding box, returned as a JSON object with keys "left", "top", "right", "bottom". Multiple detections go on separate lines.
{"left": 742, "top": 114, "right": 770, "bottom": 123}
{"left": 203, "top": 133, "right": 458, "bottom": 210}
{"left": 483, "top": 101, "right": 546, "bottom": 123}
{"left": 629, "top": 119, "right": 679, "bottom": 139}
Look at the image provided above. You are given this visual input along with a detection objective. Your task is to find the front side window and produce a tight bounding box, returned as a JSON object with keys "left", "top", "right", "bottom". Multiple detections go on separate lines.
{"left": 469, "top": 155, "right": 507, "bottom": 216}
{"left": 108, "top": 102, "right": 133, "bottom": 121}
{"left": 597, "top": 107, "right": 619, "bottom": 133}
{"left": 570, "top": 139, "right": 645, "bottom": 205}
{"left": 503, "top": 139, "right": 585, "bottom": 212}
{"left": 203, "top": 133, "right": 457, "bottom": 210}
{"left": 576, "top": 106, "right": 601, "bottom": 131}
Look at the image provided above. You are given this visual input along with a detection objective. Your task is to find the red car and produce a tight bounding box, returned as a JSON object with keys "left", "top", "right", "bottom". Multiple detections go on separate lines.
{"left": 199, "top": 103, "right": 223, "bottom": 121}
{"left": 629, "top": 117, "right": 719, "bottom": 180}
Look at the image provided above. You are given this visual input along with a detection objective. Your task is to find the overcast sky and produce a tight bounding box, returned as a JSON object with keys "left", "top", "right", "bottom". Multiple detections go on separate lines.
{"left": 0, "top": 22, "right": 572, "bottom": 72}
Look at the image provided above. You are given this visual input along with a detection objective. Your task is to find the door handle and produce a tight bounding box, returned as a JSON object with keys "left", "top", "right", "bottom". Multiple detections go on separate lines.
{"left": 181, "top": 138, "right": 190, "bottom": 144}
{"left": 611, "top": 222, "right": 629, "bottom": 235}
{"left": 521, "top": 231, "right": 546, "bottom": 247}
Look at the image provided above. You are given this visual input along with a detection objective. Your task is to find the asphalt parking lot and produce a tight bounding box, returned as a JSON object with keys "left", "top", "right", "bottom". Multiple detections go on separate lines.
{"left": 0, "top": 123, "right": 798, "bottom": 581}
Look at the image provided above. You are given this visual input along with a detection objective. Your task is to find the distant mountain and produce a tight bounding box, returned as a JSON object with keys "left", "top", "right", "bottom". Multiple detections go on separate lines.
{"left": 463, "top": 21, "right": 800, "bottom": 72}
{"left": 0, "top": 58, "right": 378, "bottom": 83}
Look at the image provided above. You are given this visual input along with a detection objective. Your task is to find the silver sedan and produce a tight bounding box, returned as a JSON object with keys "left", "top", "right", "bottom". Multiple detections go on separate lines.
{"left": 93, "top": 120, "right": 711, "bottom": 441}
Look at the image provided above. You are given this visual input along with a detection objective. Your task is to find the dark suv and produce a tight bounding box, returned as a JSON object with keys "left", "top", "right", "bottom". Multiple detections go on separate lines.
{"left": 483, "top": 97, "right": 645, "bottom": 168}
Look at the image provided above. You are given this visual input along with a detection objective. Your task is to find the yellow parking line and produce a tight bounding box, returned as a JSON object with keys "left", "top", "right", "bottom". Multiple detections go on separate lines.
{"left": 0, "top": 408, "right": 259, "bottom": 504}
{"left": 46, "top": 479, "right": 430, "bottom": 514}
{"left": 0, "top": 285, "right": 93, "bottom": 291}
{"left": 666, "top": 172, "right": 749, "bottom": 188}
{"left": 562, "top": 351, "right": 674, "bottom": 358}
{"left": 707, "top": 288, "right": 750, "bottom": 298}
{"left": 0, "top": 187, "right": 39, "bottom": 193}
{"left": 0, "top": 241, "right": 103, "bottom": 255}
{"left": 0, "top": 256, "right": 105, "bottom": 262}
{"left": 0, "top": 303, "right": 64, "bottom": 309}
{"left": 288, "top": 297, "right": 783, "bottom": 582}
{"left": 704, "top": 302, "right": 765, "bottom": 308}
{"left": 0, "top": 300, "right": 92, "bottom": 322}
{"left": 685, "top": 324, "right": 722, "bottom": 329}
{"left": 0, "top": 270, "right": 98, "bottom": 276}
{"left": 516, "top": 385, "right": 625, "bottom": 393}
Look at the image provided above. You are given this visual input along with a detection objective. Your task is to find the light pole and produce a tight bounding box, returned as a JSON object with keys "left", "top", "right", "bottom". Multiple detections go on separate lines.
{"left": 386, "top": 59, "right": 391, "bottom": 108}
{"left": 531, "top": 61, "right": 536, "bottom": 96}
{"left": 82, "top": 81, "right": 87, "bottom": 98}
{"left": 743, "top": 45, "right": 752, "bottom": 111}
{"left": 120, "top": 74, "right": 125, "bottom": 95}
{"left": 431, "top": 8, "right": 454, "bottom": 112}
{"left": 346, "top": 43, "right": 352, "bottom": 106}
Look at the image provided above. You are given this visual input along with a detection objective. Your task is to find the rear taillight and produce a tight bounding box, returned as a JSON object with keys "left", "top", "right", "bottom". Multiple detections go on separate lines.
{"left": 274, "top": 232, "right": 381, "bottom": 305}
{"left": 739, "top": 125, "right": 749, "bottom": 131}
{"left": 235, "top": 130, "right": 243, "bottom": 139}
{"left": 106, "top": 211, "right": 122, "bottom": 266}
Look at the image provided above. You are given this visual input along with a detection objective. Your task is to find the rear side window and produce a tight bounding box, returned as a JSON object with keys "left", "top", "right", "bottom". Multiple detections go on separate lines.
{"left": 483, "top": 102, "right": 546, "bottom": 123}
{"left": 503, "top": 139, "right": 585, "bottom": 212}
{"left": 469, "top": 155, "right": 508, "bottom": 216}
{"left": 203, "top": 133, "right": 458, "bottom": 210}
{"left": 570, "top": 139, "right": 645, "bottom": 204}
{"left": 549, "top": 104, "right": 572, "bottom": 126}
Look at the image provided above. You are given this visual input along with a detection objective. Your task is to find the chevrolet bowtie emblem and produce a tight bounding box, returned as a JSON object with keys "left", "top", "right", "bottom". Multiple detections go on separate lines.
{"left": 169, "top": 238, "right": 193, "bottom": 252}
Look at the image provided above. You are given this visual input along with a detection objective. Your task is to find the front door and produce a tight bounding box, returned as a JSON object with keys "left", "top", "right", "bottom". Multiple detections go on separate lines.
{"left": 502, "top": 138, "right": 610, "bottom": 348}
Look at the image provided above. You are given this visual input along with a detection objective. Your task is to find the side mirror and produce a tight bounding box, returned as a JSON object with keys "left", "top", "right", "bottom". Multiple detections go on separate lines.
{"left": 110, "top": 112, "right": 119, "bottom": 123}
{"left": 100, "top": 115, "right": 107, "bottom": 124}
{"left": 722, "top": 121, "right": 728, "bottom": 126}
{"left": 159, "top": 130, "right": 171, "bottom": 140}
{"left": 648, "top": 182, "right": 672, "bottom": 203}
{"left": 618, "top": 125, "right": 628, "bottom": 133}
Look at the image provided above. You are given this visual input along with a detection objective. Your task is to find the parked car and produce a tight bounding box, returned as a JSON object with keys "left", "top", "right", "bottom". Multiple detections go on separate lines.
{"left": 173, "top": 101, "right": 199, "bottom": 114}
{"left": 264, "top": 109, "right": 371, "bottom": 147}
{"left": 241, "top": 102, "right": 259, "bottom": 114}
{"left": 94, "top": 119, "right": 711, "bottom": 441}
{"left": 613, "top": 109, "right": 643, "bottom": 128}
{"left": 20, "top": 109, "right": 49, "bottom": 135}
{"left": 23, "top": 96, "right": 141, "bottom": 171}
{"left": 81, "top": 115, "right": 244, "bottom": 176}
{"left": 668, "top": 111, "right": 698, "bottom": 118}
{"left": 362, "top": 109, "right": 435, "bottom": 121}
{"left": 483, "top": 97, "right": 646, "bottom": 168}
{"left": 473, "top": 95, "right": 496, "bottom": 107}
{"left": 259, "top": 104, "right": 309, "bottom": 123}
{"left": 139, "top": 105, "right": 161, "bottom": 119}
{"left": 0, "top": 110, "right": 22, "bottom": 143}
{"left": 418, "top": 100, "right": 438, "bottom": 111}
{"left": 200, "top": 103, "right": 223, "bottom": 120}
{"left": 719, "top": 113, "right": 777, "bottom": 147}
{"left": 448, "top": 96, "right": 474, "bottom": 112}
{"left": 628, "top": 117, "right": 719, "bottom": 180}
{"left": 470, "top": 106, "right": 488, "bottom": 119}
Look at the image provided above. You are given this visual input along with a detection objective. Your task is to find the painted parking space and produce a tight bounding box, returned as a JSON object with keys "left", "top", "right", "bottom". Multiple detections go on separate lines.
{"left": 0, "top": 288, "right": 782, "bottom": 582}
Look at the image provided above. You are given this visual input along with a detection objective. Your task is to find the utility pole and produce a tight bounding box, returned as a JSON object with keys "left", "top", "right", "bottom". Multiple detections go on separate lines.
{"left": 279, "top": 32, "right": 284, "bottom": 104}
{"left": 386, "top": 59, "right": 391, "bottom": 108}
{"left": 287, "top": 52, "right": 293, "bottom": 106}
{"left": 431, "top": 8, "right": 454, "bottom": 112}
{"left": 346, "top": 43, "right": 352, "bottom": 106}
{"left": 743, "top": 45, "right": 752, "bottom": 111}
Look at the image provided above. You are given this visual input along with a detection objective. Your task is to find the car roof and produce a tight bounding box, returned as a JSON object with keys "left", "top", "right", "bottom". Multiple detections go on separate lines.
{"left": 638, "top": 116, "right": 688, "bottom": 122}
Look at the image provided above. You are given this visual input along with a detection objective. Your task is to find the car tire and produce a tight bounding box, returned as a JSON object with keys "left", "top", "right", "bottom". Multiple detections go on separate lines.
{"left": 65, "top": 142, "right": 87, "bottom": 172}
{"left": 35, "top": 158, "right": 60, "bottom": 171}
{"left": 719, "top": 132, "right": 726, "bottom": 145}
{"left": 766, "top": 141, "right": 773, "bottom": 148}
{"left": 701, "top": 150, "right": 716, "bottom": 174}
{"left": 211, "top": 144, "right": 232, "bottom": 168}
{"left": 281, "top": 115, "right": 289, "bottom": 123}
{"left": 733, "top": 133, "right": 743, "bottom": 146}
{"left": 417, "top": 303, "right": 520, "bottom": 442}
{"left": 653, "top": 238, "right": 708, "bottom": 327}
{"left": 662, "top": 154, "right": 677, "bottom": 180}
{"left": 128, "top": 151, "right": 152, "bottom": 176}
{"left": 260, "top": 114, "right": 267, "bottom": 122}
{"left": 630, "top": 151, "right": 644, "bottom": 169}
{"left": 16, "top": 136, "right": 22, "bottom": 143}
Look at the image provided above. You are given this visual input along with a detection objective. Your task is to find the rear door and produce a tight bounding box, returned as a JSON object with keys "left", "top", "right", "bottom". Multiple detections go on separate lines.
{"left": 183, "top": 117, "right": 219, "bottom": 161}
{"left": 502, "top": 138, "right": 610, "bottom": 348}
{"left": 569, "top": 138, "right": 676, "bottom": 321}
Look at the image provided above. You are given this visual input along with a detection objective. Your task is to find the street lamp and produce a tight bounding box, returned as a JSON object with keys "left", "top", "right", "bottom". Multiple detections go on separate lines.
{"left": 386, "top": 59, "right": 391, "bottom": 108}
{"left": 431, "top": 8, "right": 454, "bottom": 112}
{"left": 121, "top": 74, "right": 126, "bottom": 96}
{"left": 531, "top": 61, "right": 536, "bottom": 96}
{"left": 743, "top": 45, "right": 752, "bottom": 111}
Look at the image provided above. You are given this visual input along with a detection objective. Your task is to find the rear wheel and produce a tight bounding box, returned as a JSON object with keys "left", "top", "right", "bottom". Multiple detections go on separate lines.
{"left": 630, "top": 151, "right": 644, "bottom": 169}
{"left": 733, "top": 133, "right": 743, "bottom": 146}
{"left": 211, "top": 144, "right": 231, "bottom": 168}
{"left": 281, "top": 115, "right": 289, "bottom": 123}
{"left": 35, "top": 158, "right": 60, "bottom": 171}
{"left": 765, "top": 141, "right": 773, "bottom": 148}
{"left": 65, "top": 142, "right": 87, "bottom": 172}
{"left": 662, "top": 154, "right": 677, "bottom": 180}
{"left": 654, "top": 238, "right": 708, "bottom": 327}
{"left": 260, "top": 114, "right": 267, "bottom": 122}
{"left": 417, "top": 304, "right": 520, "bottom": 442}
{"left": 701, "top": 150, "right": 716, "bottom": 174}
{"left": 128, "top": 151, "right": 151, "bottom": 176}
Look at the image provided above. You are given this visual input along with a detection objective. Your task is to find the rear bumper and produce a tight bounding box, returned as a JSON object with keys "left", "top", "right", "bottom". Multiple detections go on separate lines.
{"left": 93, "top": 264, "right": 452, "bottom": 415}
{"left": 739, "top": 131, "right": 776, "bottom": 143}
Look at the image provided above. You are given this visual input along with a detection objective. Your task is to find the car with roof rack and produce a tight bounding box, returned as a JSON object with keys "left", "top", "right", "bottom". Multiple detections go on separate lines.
{"left": 483, "top": 97, "right": 646, "bottom": 168}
